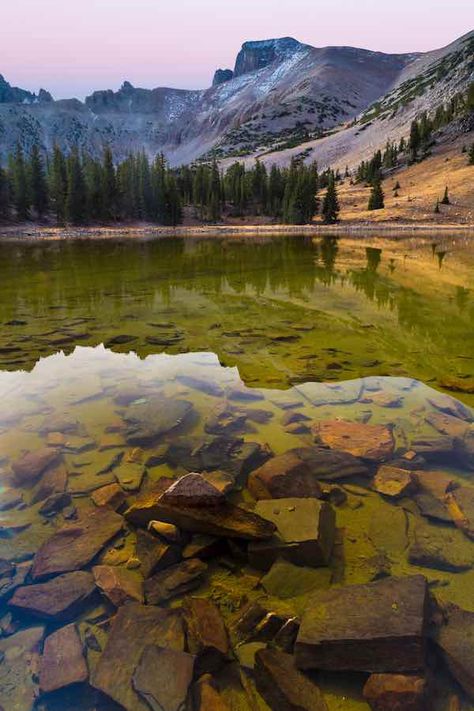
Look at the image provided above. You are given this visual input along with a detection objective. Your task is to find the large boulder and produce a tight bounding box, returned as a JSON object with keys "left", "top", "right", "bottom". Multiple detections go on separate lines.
{"left": 126, "top": 474, "right": 276, "bottom": 541}
{"left": 39, "top": 624, "right": 88, "bottom": 694}
{"left": 248, "top": 453, "right": 322, "bottom": 499}
{"left": 363, "top": 673, "right": 428, "bottom": 711}
{"left": 91, "top": 603, "right": 185, "bottom": 711}
{"left": 255, "top": 648, "right": 328, "bottom": 711}
{"left": 248, "top": 498, "right": 335, "bottom": 570}
{"left": 9, "top": 571, "right": 96, "bottom": 621}
{"left": 31, "top": 508, "right": 123, "bottom": 580}
{"left": 313, "top": 421, "right": 395, "bottom": 462}
{"left": 295, "top": 575, "right": 429, "bottom": 673}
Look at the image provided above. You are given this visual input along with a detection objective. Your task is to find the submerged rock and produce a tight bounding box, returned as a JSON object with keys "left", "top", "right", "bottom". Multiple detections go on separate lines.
{"left": 183, "top": 597, "right": 230, "bottom": 675}
{"left": 144, "top": 559, "right": 207, "bottom": 604}
{"left": 133, "top": 645, "right": 195, "bottom": 711}
{"left": 124, "top": 398, "right": 193, "bottom": 446}
{"left": 363, "top": 673, "right": 428, "bottom": 711}
{"left": 248, "top": 498, "right": 335, "bottom": 570}
{"left": 161, "top": 472, "right": 225, "bottom": 507}
{"left": 31, "top": 508, "right": 123, "bottom": 580}
{"left": 31, "top": 462, "right": 68, "bottom": 504}
{"left": 412, "top": 470, "right": 455, "bottom": 523}
{"left": 255, "top": 648, "right": 328, "bottom": 711}
{"left": 435, "top": 605, "right": 474, "bottom": 699}
{"left": 248, "top": 452, "right": 322, "bottom": 500}
{"left": 9, "top": 571, "right": 96, "bottom": 621}
{"left": 290, "top": 446, "right": 370, "bottom": 481}
{"left": 39, "top": 623, "right": 88, "bottom": 694}
{"left": 408, "top": 519, "right": 474, "bottom": 572}
{"left": 91, "top": 482, "right": 126, "bottom": 510}
{"left": 11, "top": 447, "right": 60, "bottom": 486}
{"left": 261, "top": 559, "right": 331, "bottom": 599}
{"left": 91, "top": 603, "right": 185, "bottom": 711}
{"left": 0, "top": 626, "right": 44, "bottom": 711}
{"left": 194, "top": 674, "right": 231, "bottom": 711}
{"left": 93, "top": 565, "right": 143, "bottom": 606}
{"left": 313, "top": 420, "right": 395, "bottom": 461}
{"left": 373, "top": 465, "right": 416, "bottom": 498}
{"left": 445, "top": 486, "right": 474, "bottom": 539}
{"left": 136, "top": 529, "right": 181, "bottom": 578}
{"left": 126, "top": 475, "right": 276, "bottom": 541}
{"left": 295, "top": 575, "right": 429, "bottom": 673}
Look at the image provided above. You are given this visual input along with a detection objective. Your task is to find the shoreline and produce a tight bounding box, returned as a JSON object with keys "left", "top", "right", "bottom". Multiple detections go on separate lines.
{"left": 1, "top": 221, "right": 474, "bottom": 241}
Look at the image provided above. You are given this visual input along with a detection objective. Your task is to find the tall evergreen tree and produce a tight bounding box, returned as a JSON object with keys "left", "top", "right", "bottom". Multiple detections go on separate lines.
{"left": 368, "top": 176, "right": 385, "bottom": 211}
{"left": 49, "top": 144, "right": 67, "bottom": 224}
{"left": 101, "top": 146, "right": 118, "bottom": 221}
{"left": 29, "top": 145, "right": 49, "bottom": 218}
{"left": 468, "top": 144, "right": 474, "bottom": 165}
{"left": 409, "top": 120, "right": 421, "bottom": 162}
{"left": 321, "top": 173, "right": 340, "bottom": 224}
{"left": 65, "top": 149, "right": 87, "bottom": 224}
{"left": 441, "top": 186, "right": 451, "bottom": 205}
{"left": 0, "top": 165, "right": 10, "bottom": 221}
{"left": 10, "top": 144, "right": 30, "bottom": 221}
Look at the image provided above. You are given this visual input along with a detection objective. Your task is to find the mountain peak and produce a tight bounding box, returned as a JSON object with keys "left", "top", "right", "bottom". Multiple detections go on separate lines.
{"left": 233, "top": 37, "right": 305, "bottom": 77}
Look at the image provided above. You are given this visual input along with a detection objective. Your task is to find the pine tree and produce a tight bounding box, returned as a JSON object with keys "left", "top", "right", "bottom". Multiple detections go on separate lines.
{"left": 434, "top": 199, "right": 440, "bottom": 214}
{"left": 409, "top": 120, "right": 421, "bottom": 162}
{"left": 101, "top": 146, "right": 118, "bottom": 221}
{"left": 29, "top": 145, "right": 49, "bottom": 218}
{"left": 368, "top": 176, "right": 385, "bottom": 211}
{"left": 0, "top": 165, "right": 10, "bottom": 221}
{"left": 163, "top": 174, "right": 183, "bottom": 226}
{"left": 10, "top": 144, "right": 30, "bottom": 221}
{"left": 50, "top": 144, "right": 67, "bottom": 224}
{"left": 321, "top": 174, "right": 340, "bottom": 224}
{"left": 207, "top": 160, "right": 221, "bottom": 222}
{"left": 65, "top": 149, "right": 87, "bottom": 224}
{"left": 441, "top": 186, "right": 450, "bottom": 205}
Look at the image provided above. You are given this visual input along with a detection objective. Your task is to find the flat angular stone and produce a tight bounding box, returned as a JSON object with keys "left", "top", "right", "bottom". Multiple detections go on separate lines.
{"left": 144, "top": 559, "right": 207, "bottom": 604}
{"left": 126, "top": 489, "right": 276, "bottom": 541}
{"left": 426, "top": 411, "right": 470, "bottom": 439}
{"left": 39, "top": 624, "right": 88, "bottom": 694}
{"left": 133, "top": 645, "right": 195, "bottom": 711}
{"left": 91, "top": 482, "right": 126, "bottom": 510}
{"left": 373, "top": 465, "right": 415, "bottom": 499}
{"left": 363, "top": 673, "right": 428, "bottom": 711}
{"left": 445, "top": 486, "right": 474, "bottom": 539}
{"left": 290, "top": 446, "right": 370, "bottom": 481}
{"left": 182, "top": 534, "right": 224, "bottom": 560}
{"left": 9, "top": 571, "right": 96, "bottom": 621}
{"left": 408, "top": 520, "right": 474, "bottom": 572}
{"left": 31, "top": 508, "right": 123, "bottom": 580}
{"left": 248, "top": 453, "right": 322, "bottom": 500}
{"left": 194, "top": 674, "right": 231, "bottom": 711}
{"left": 255, "top": 648, "right": 328, "bottom": 711}
{"left": 136, "top": 529, "right": 181, "bottom": 578}
{"left": 261, "top": 559, "right": 331, "bottom": 599}
{"left": 412, "top": 470, "right": 455, "bottom": 523}
{"left": 147, "top": 520, "right": 182, "bottom": 542}
{"left": 183, "top": 597, "right": 229, "bottom": 674}
{"left": 91, "top": 603, "right": 185, "bottom": 711}
{"left": 204, "top": 402, "right": 247, "bottom": 435}
{"left": 248, "top": 498, "right": 335, "bottom": 570}
{"left": 313, "top": 421, "right": 395, "bottom": 461}
{"left": 31, "top": 462, "right": 68, "bottom": 504}
{"left": 435, "top": 605, "right": 474, "bottom": 699}
{"left": 0, "top": 626, "right": 44, "bottom": 711}
{"left": 456, "top": 426, "right": 474, "bottom": 470}
{"left": 124, "top": 399, "right": 193, "bottom": 446}
{"left": 93, "top": 565, "right": 143, "bottom": 606}
{"left": 11, "top": 448, "right": 60, "bottom": 486}
{"left": 161, "top": 473, "right": 225, "bottom": 507}
{"left": 295, "top": 575, "right": 429, "bottom": 673}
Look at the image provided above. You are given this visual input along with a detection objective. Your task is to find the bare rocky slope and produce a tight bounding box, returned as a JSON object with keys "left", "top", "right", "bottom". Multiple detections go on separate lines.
{"left": 0, "top": 31, "right": 472, "bottom": 168}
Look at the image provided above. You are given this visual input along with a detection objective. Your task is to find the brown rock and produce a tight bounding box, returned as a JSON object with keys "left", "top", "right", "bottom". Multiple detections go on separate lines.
{"left": 136, "top": 529, "right": 181, "bottom": 578}
{"left": 133, "top": 644, "right": 195, "bottom": 711}
{"left": 435, "top": 606, "right": 474, "bottom": 699}
{"left": 248, "top": 453, "right": 322, "bottom": 500}
{"left": 161, "top": 473, "right": 225, "bottom": 507}
{"left": 91, "top": 604, "right": 185, "bottom": 711}
{"left": 255, "top": 648, "right": 328, "bottom": 711}
{"left": 412, "top": 470, "right": 455, "bottom": 523}
{"left": 373, "top": 465, "right": 415, "bottom": 499}
{"left": 11, "top": 448, "right": 60, "bottom": 486}
{"left": 290, "top": 446, "right": 370, "bottom": 481}
{"left": 183, "top": 597, "right": 230, "bottom": 674}
{"left": 363, "top": 673, "right": 428, "bottom": 711}
{"left": 126, "top": 489, "right": 276, "bottom": 541}
{"left": 182, "top": 534, "right": 224, "bottom": 560}
{"left": 295, "top": 575, "right": 429, "bottom": 673}
{"left": 0, "top": 626, "right": 44, "bottom": 711}
{"left": 9, "top": 571, "right": 96, "bottom": 621}
{"left": 425, "top": 412, "right": 470, "bottom": 439}
{"left": 313, "top": 421, "right": 395, "bottom": 461}
{"left": 194, "top": 674, "right": 231, "bottom": 711}
{"left": 93, "top": 565, "right": 143, "bottom": 606}
{"left": 31, "top": 508, "right": 123, "bottom": 580}
{"left": 147, "top": 520, "right": 182, "bottom": 542}
{"left": 201, "top": 469, "right": 235, "bottom": 495}
{"left": 144, "top": 559, "right": 207, "bottom": 604}
{"left": 248, "top": 498, "right": 335, "bottom": 570}
{"left": 408, "top": 519, "right": 474, "bottom": 572}
{"left": 31, "top": 462, "right": 68, "bottom": 504}
{"left": 445, "top": 486, "right": 474, "bottom": 539}
{"left": 456, "top": 425, "right": 474, "bottom": 470}
{"left": 91, "top": 483, "right": 126, "bottom": 510}
{"left": 39, "top": 624, "right": 88, "bottom": 694}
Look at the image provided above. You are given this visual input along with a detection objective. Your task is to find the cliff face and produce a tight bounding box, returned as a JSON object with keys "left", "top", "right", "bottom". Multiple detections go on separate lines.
{"left": 0, "top": 31, "right": 472, "bottom": 167}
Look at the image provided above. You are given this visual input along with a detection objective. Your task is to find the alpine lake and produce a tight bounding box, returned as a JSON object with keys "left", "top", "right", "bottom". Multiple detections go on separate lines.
{"left": 0, "top": 232, "right": 473, "bottom": 711}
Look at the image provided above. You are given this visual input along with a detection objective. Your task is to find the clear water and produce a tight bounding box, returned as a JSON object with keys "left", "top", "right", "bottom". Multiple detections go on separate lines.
{"left": 0, "top": 233, "right": 473, "bottom": 711}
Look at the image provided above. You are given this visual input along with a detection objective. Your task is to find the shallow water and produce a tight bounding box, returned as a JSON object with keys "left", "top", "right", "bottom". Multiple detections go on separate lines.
{"left": 0, "top": 233, "right": 473, "bottom": 710}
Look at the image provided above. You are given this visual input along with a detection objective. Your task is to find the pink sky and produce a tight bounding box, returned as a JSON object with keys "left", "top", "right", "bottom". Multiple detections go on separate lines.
{"left": 1, "top": 0, "right": 472, "bottom": 99}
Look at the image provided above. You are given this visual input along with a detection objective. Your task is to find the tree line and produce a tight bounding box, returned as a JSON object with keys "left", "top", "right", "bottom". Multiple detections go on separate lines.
{"left": 0, "top": 145, "right": 341, "bottom": 226}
